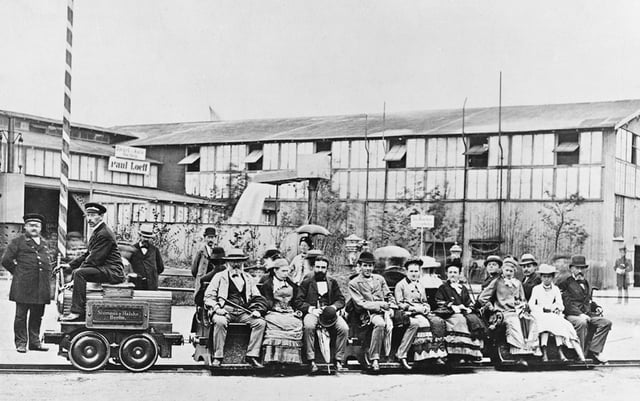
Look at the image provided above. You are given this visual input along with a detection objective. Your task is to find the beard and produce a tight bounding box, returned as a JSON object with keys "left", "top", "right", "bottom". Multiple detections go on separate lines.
{"left": 314, "top": 271, "right": 326, "bottom": 281}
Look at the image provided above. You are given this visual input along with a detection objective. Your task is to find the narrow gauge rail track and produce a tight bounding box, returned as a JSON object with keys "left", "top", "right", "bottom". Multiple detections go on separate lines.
{"left": 2, "top": 360, "right": 640, "bottom": 374}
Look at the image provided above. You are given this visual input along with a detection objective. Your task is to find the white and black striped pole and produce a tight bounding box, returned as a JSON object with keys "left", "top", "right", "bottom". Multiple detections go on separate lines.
{"left": 58, "top": 0, "right": 74, "bottom": 259}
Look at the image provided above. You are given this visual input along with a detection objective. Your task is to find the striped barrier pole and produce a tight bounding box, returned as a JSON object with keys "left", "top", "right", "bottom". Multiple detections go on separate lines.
{"left": 57, "top": 0, "right": 74, "bottom": 259}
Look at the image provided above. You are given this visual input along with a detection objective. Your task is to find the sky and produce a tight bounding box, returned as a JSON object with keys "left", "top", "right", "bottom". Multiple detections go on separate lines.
{"left": 1, "top": 0, "right": 640, "bottom": 127}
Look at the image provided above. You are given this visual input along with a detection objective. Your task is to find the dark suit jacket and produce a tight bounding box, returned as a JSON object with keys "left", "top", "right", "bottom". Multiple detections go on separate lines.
{"left": 558, "top": 276, "right": 600, "bottom": 316}
{"left": 296, "top": 275, "right": 345, "bottom": 314}
{"left": 435, "top": 281, "right": 473, "bottom": 308}
{"left": 1, "top": 235, "right": 52, "bottom": 304}
{"left": 522, "top": 273, "right": 542, "bottom": 301}
{"left": 69, "top": 222, "right": 125, "bottom": 284}
{"left": 130, "top": 243, "right": 165, "bottom": 290}
{"left": 259, "top": 275, "right": 301, "bottom": 311}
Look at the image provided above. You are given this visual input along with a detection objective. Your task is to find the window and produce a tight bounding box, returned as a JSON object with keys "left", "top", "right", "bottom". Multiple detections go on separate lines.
{"left": 244, "top": 144, "right": 263, "bottom": 171}
{"left": 632, "top": 135, "right": 640, "bottom": 165}
{"left": 315, "top": 141, "right": 332, "bottom": 153}
{"left": 555, "top": 132, "right": 580, "bottom": 165}
{"left": 178, "top": 146, "right": 201, "bottom": 172}
{"left": 384, "top": 138, "right": 406, "bottom": 169}
{"left": 614, "top": 195, "right": 624, "bottom": 238}
{"left": 465, "top": 136, "right": 489, "bottom": 167}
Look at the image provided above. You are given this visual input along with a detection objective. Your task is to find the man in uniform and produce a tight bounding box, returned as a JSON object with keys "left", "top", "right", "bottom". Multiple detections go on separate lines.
{"left": 520, "top": 253, "right": 541, "bottom": 301}
{"left": 348, "top": 251, "right": 397, "bottom": 371}
{"left": 129, "top": 225, "right": 165, "bottom": 290}
{"left": 1, "top": 213, "right": 52, "bottom": 353}
{"left": 296, "top": 255, "right": 348, "bottom": 372}
{"left": 559, "top": 255, "right": 612, "bottom": 364}
{"left": 61, "top": 203, "right": 125, "bottom": 321}
{"left": 204, "top": 248, "right": 266, "bottom": 368}
{"left": 614, "top": 245, "right": 633, "bottom": 304}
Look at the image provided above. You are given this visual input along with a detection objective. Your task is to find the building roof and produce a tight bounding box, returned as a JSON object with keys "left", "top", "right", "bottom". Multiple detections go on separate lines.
{"left": 24, "top": 175, "right": 218, "bottom": 205}
{"left": 116, "top": 99, "right": 640, "bottom": 147}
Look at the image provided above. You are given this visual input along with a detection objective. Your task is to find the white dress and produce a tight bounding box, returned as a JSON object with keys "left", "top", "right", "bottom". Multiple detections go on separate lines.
{"left": 528, "top": 284, "right": 580, "bottom": 348}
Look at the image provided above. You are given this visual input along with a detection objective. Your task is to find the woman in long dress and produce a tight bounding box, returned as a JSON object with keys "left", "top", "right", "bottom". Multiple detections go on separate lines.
{"left": 435, "top": 264, "right": 484, "bottom": 361}
{"left": 528, "top": 264, "right": 585, "bottom": 362}
{"left": 478, "top": 257, "right": 540, "bottom": 358}
{"left": 260, "top": 258, "right": 303, "bottom": 364}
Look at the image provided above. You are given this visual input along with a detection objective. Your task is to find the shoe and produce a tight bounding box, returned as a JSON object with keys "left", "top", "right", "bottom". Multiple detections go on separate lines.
{"left": 60, "top": 313, "right": 83, "bottom": 322}
{"left": 16, "top": 345, "right": 27, "bottom": 353}
{"left": 557, "top": 348, "right": 568, "bottom": 362}
{"left": 335, "top": 361, "right": 345, "bottom": 371}
{"left": 211, "top": 358, "right": 221, "bottom": 367}
{"left": 28, "top": 344, "right": 49, "bottom": 352}
{"left": 399, "top": 358, "right": 412, "bottom": 370}
{"left": 588, "top": 352, "right": 608, "bottom": 365}
{"left": 309, "top": 361, "right": 319, "bottom": 373}
{"left": 516, "top": 359, "right": 528, "bottom": 368}
{"left": 246, "top": 356, "right": 264, "bottom": 368}
{"left": 435, "top": 357, "right": 446, "bottom": 366}
{"left": 371, "top": 359, "right": 380, "bottom": 372}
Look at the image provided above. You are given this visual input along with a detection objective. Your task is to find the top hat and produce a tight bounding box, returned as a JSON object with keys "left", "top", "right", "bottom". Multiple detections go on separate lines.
{"left": 23, "top": 213, "right": 45, "bottom": 224}
{"left": 210, "top": 247, "right": 226, "bottom": 261}
{"left": 203, "top": 227, "right": 216, "bottom": 237}
{"left": 357, "top": 251, "right": 376, "bottom": 264}
{"left": 519, "top": 254, "right": 538, "bottom": 266}
{"left": 318, "top": 307, "right": 338, "bottom": 328}
{"left": 569, "top": 255, "right": 588, "bottom": 268}
{"left": 404, "top": 257, "right": 424, "bottom": 268}
{"left": 538, "top": 264, "right": 557, "bottom": 275}
{"left": 84, "top": 202, "right": 107, "bottom": 215}
{"left": 224, "top": 248, "right": 248, "bottom": 261}
{"left": 484, "top": 255, "right": 503, "bottom": 267}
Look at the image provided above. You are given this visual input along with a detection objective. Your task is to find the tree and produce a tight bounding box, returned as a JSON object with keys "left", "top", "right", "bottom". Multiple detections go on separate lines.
{"left": 539, "top": 192, "right": 589, "bottom": 257}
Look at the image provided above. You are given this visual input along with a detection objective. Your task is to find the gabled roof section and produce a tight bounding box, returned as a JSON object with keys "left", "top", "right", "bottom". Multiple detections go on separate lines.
{"left": 115, "top": 99, "right": 640, "bottom": 147}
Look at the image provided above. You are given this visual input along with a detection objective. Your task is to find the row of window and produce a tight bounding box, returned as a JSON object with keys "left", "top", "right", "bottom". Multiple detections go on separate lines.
{"left": 102, "top": 202, "right": 218, "bottom": 229}
{"left": 23, "top": 148, "right": 158, "bottom": 188}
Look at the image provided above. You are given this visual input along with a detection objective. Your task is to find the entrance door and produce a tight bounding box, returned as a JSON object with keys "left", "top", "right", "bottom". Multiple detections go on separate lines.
{"left": 634, "top": 246, "right": 640, "bottom": 287}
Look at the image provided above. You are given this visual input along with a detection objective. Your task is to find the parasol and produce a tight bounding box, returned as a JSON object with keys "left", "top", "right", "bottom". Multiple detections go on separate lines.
{"left": 296, "top": 224, "right": 331, "bottom": 236}
{"left": 374, "top": 245, "right": 411, "bottom": 260}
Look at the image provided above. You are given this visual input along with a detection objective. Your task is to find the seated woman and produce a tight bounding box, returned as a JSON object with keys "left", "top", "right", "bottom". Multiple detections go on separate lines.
{"left": 394, "top": 258, "right": 447, "bottom": 369}
{"left": 435, "top": 264, "right": 484, "bottom": 361}
{"left": 478, "top": 257, "right": 540, "bottom": 361}
{"left": 528, "top": 264, "right": 585, "bottom": 362}
{"left": 259, "top": 258, "right": 303, "bottom": 364}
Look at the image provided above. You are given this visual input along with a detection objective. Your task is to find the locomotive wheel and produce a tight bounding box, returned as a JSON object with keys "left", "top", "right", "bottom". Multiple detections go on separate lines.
{"left": 68, "top": 331, "right": 110, "bottom": 372}
{"left": 118, "top": 334, "right": 159, "bottom": 372}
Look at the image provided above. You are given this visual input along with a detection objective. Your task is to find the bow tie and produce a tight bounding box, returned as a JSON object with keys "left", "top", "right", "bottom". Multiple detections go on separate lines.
{"left": 576, "top": 279, "right": 586, "bottom": 284}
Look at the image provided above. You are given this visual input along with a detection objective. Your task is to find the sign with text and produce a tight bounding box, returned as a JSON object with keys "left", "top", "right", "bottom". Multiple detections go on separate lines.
{"left": 115, "top": 144, "right": 146, "bottom": 160}
{"left": 410, "top": 214, "right": 434, "bottom": 229}
{"left": 108, "top": 156, "right": 150, "bottom": 175}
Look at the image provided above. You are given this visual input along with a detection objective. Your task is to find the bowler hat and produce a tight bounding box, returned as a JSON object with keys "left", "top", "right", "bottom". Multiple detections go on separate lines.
{"left": 305, "top": 249, "right": 324, "bottom": 260}
{"left": 67, "top": 231, "right": 83, "bottom": 240}
{"left": 245, "top": 264, "right": 267, "bottom": 273}
{"left": 404, "top": 258, "right": 424, "bottom": 268}
{"left": 519, "top": 254, "right": 538, "bottom": 266}
{"left": 203, "top": 227, "right": 216, "bottom": 237}
{"left": 484, "top": 255, "right": 503, "bottom": 267}
{"left": 357, "top": 251, "right": 376, "bottom": 264}
{"left": 210, "top": 247, "right": 226, "bottom": 261}
{"left": 318, "top": 307, "right": 338, "bottom": 328}
{"left": 23, "top": 213, "right": 45, "bottom": 224}
{"left": 569, "top": 255, "right": 588, "bottom": 268}
{"left": 84, "top": 202, "right": 106, "bottom": 215}
{"left": 263, "top": 247, "right": 281, "bottom": 260}
{"left": 538, "top": 264, "right": 557, "bottom": 275}
{"left": 224, "top": 248, "right": 248, "bottom": 261}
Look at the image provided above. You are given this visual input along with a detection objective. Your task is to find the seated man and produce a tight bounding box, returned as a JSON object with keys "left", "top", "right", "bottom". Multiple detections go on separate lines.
{"left": 520, "top": 253, "right": 541, "bottom": 301}
{"left": 348, "top": 251, "right": 397, "bottom": 371}
{"left": 296, "top": 255, "right": 348, "bottom": 372}
{"left": 61, "top": 203, "right": 125, "bottom": 321}
{"left": 558, "top": 255, "right": 612, "bottom": 364}
{"left": 204, "top": 248, "right": 266, "bottom": 368}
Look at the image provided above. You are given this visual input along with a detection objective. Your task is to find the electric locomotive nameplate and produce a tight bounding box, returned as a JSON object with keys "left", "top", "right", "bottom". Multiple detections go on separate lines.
{"left": 86, "top": 301, "right": 149, "bottom": 330}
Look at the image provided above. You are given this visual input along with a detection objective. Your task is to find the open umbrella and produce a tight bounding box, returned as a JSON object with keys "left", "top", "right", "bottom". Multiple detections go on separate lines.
{"left": 296, "top": 224, "right": 331, "bottom": 236}
{"left": 374, "top": 245, "right": 411, "bottom": 260}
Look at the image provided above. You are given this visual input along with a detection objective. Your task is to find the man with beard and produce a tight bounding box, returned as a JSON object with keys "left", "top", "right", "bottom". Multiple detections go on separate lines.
{"left": 558, "top": 255, "right": 612, "bottom": 364}
{"left": 296, "top": 255, "right": 347, "bottom": 372}
{"left": 2, "top": 213, "right": 52, "bottom": 353}
{"left": 61, "top": 203, "right": 125, "bottom": 321}
{"left": 348, "top": 251, "right": 397, "bottom": 371}
{"left": 129, "top": 225, "right": 164, "bottom": 290}
{"left": 520, "top": 254, "right": 541, "bottom": 301}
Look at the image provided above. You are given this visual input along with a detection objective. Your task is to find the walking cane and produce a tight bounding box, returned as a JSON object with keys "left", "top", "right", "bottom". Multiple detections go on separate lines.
{"left": 216, "top": 296, "right": 288, "bottom": 330}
